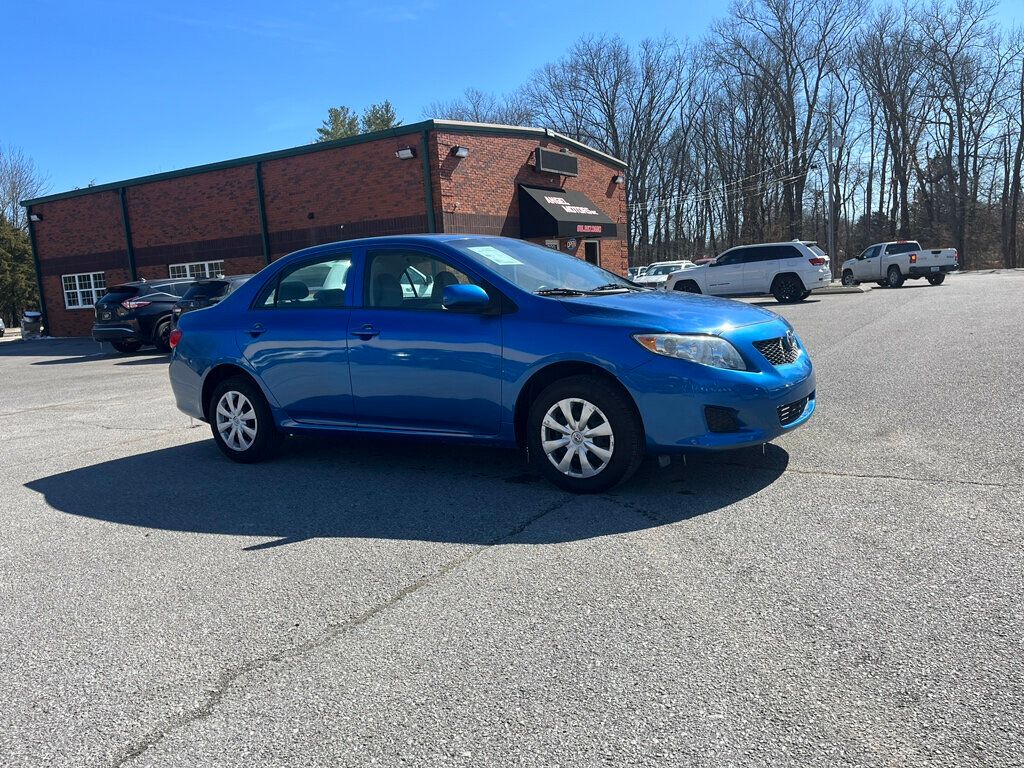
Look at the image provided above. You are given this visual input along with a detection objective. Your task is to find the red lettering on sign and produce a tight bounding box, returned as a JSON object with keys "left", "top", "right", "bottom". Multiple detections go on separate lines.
{"left": 576, "top": 225, "right": 602, "bottom": 233}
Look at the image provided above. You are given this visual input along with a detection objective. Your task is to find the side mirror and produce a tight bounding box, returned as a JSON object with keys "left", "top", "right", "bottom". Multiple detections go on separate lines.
{"left": 442, "top": 283, "right": 490, "bottom": 311}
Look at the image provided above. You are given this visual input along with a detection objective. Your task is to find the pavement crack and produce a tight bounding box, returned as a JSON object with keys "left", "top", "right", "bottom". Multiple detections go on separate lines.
{"left": 110, "top": 496, "right": 574, "bottom": 767}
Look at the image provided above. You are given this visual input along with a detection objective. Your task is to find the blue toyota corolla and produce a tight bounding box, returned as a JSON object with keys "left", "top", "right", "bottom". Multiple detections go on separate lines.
{"left": 168, "top": 235, "right": 815, "bottom": 492}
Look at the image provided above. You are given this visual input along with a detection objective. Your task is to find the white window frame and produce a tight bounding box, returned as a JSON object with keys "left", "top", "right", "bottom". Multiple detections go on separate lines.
{"left": 168, "top": 260, "right": 225, "bottom": 280}
{"left": 62, "top": 271, "right": 106, "bottom": 309}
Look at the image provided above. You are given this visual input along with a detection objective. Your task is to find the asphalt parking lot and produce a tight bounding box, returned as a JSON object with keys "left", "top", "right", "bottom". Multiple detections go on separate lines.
{"left": 2, "top": 272, "right": 1022, "bottom": 767}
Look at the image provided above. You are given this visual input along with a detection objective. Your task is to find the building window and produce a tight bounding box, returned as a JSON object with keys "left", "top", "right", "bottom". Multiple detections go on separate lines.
{"left": 169, "top": 260, "right": 225, "bottom": 279}
{"left": 62, "top": 272, "right": 106, "bottom": 309}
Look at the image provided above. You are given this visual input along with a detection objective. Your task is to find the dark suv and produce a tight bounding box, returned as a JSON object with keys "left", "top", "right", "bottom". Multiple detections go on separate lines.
{"left": 92, "top": 279, "right": 195, "bottom": 353}
{"left": 171, "top": 275, "right": 253, "bottom": 328}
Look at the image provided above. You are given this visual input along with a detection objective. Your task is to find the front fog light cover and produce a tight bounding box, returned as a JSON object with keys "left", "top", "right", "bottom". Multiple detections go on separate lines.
{"left": 633, "top": 333, "right": 746, "bottom": 371}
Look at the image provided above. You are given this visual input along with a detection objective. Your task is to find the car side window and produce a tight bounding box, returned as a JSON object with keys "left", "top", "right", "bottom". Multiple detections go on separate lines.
{"left": 778, "top": 246, "right": 802, "bottom": 260}
{"left": 716, "top": 250, "right": 741, "bottom": 265}
{"left": 364, "top": 249, "right": 477, "bottom": 310}
{"left": 865, "top": 246, "right": 881, "bottom": 259}
{"left": 885, "top": 242, "right": 919, "bottom": 255}
{"left": 258, "top": 253, "right": 352, "bottom": 309}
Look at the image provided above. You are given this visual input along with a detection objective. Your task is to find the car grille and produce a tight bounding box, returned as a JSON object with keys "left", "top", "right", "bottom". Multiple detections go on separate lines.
{"left": 778, "top": 395, "right": 809, "bottom": 426}
{"left": 754, "top": 334, "right": 801, "bottom": 365}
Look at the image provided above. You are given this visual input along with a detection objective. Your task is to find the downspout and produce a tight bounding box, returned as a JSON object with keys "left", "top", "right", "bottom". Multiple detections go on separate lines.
{"left": 420, "top": 130, "right": 437, "bottom": 233}
{"left": 119, "top": 187, "right": 137, "bottom": 280}
{"left": 255, "top": 161, "right": 271, "bottom": 263}
{"left": 26, "top": 210, "right": 48, "bottom": 334}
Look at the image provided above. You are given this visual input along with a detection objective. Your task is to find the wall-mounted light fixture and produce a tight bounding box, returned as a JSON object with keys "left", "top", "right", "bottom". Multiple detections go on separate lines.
{"left": 451, "top": 146, "right": 470, "bottom": 158}
{"left": 29, "top": 213, "right": 42, "bottom": 222}
{"left": 395, "top": 147, "right": 416, "bottom": 160}
{"left": 612, "top": 175, "right": 625, "bottom": 185}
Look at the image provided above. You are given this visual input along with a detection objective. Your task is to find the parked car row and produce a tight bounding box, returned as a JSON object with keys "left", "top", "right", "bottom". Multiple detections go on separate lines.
{"left": 628, "top": 238, "right": 956, "bottom": 303}
{"left": 92, "top": 274, "right": 252, "bottom": 353}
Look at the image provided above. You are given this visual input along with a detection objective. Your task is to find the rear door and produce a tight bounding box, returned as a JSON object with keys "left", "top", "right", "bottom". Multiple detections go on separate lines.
{"left": 347, "top": 246, "right": 502, "bottom": 435}
{"left": 741, "top": 246, "right": 779, "bottom": 293}
{"left": 705, "top": 248, "right": 747, "bottom": 294}
{"left": 239, "top": 251, "right": 354, "bottom": 424}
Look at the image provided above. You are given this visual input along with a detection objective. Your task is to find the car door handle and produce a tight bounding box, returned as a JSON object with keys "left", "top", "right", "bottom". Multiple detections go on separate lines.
{"left": 352, "top": 324, "right": 380, "bottom": 340}
{"left": 247, "top": 323, "right": 266, "bottom": 337}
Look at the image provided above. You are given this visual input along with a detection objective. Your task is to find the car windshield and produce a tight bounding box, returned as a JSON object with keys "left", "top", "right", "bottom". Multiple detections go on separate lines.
{"left": 451, "top": 239, "right": 633, "bottom": 294}
{"left": 645, "top": 264, "right": 682, "bottom": 276}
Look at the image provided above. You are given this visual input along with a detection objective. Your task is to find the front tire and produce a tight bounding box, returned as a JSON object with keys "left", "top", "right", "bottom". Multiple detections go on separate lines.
{"left": 927, "top": 273, "right": 946, "bottom": 286}
{"left": 771, "top": 274, "right": 807, "bottom": 303}
{"left": 673, "top": 280, "right": 702, "bottom": 294}
{"left": 841, "top": 270, "right": 858, "bottom": 287}
{"left": 208, "top": 376, "right": 283, "bottom": 463}
{"left": 886, "top": 266, "right": 905, "bottom": 288}
{"left": 527, "top": 375, "right": 644, "bottom": 493}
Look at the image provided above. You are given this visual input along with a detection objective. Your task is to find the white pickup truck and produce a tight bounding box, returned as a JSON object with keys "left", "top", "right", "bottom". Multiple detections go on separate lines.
{"left": 841, "top": 241, "right": 958, "bottom": 288}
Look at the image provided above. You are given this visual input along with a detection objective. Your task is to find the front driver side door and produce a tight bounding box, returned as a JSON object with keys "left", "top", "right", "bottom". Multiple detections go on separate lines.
{"left": 347, "top": 247, "right": 503, "bottom": 435}
{"left": 854, "top": 245, "right": 882, "bottom": 281}
{"left": 706, "top": 248, "right": 746, "bottom": 295}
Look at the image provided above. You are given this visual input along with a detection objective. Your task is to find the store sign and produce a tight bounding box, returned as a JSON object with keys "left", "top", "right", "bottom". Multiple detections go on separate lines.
{"left": 566, "top": 238, "right": 578, "bottom": 250}
{"left": 542, "top": 194, "right": 599, "bottom": 216}
{"left": 576, "top": 224, "right": 603, "bottom": 234}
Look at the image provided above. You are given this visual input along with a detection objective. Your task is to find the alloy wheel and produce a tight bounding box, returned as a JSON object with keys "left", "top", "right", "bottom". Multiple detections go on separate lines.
{"left": 216, "top": 390, "right": 258, "bottom": 452}
{"left": 540, "top": 397, "right": 615, "bottom": 478}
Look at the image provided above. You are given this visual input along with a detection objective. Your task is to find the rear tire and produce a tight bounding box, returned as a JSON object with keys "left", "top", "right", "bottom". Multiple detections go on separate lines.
{"left": 527, "top": 375, "right": 644, "bottom": 494}
{"left": 841, "top": 270, "right": 857, "bottom": 287}
{"left": 152, "top": 320, "right": 173, "bottom": 353}
{"left": 886, "top": 266, "right": 905, "bottom": 288}
{"left": 673, "top": 280, "right": 702, "bottom": 294}
{"left": 927, "top": 273, "right": 946, "bottom": 286}
{"left": 208, "top": 376, "right": 283, "bottom": 463}
{"left": 111, "top": 340, "right": 142, "bottom": 353}
{"left": 771, "top": 274, "right": 807, "bottom": 303}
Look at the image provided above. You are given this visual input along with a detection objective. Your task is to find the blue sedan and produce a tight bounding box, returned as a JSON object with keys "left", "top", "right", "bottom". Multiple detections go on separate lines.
{"left": 168, "top": 235, "right": 815, "bottom": 492}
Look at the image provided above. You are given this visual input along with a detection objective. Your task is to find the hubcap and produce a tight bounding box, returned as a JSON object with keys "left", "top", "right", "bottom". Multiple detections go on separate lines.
{"left": 215, "top": 390, "right": 258, "bottom": 452}
{"left": 541, "top": 398, "right": 615, "bottom": 478}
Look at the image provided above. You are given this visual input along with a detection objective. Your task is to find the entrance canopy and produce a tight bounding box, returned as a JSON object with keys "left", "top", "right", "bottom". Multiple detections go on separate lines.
{"left": 518, "top": 186, "right": 618, "bottom": 239}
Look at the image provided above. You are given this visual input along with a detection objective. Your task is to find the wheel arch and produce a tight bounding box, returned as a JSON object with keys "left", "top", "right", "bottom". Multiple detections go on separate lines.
{"left": 512, "top": 360, "right": 643, "bottom": 449}
{"left": 201, "top": 363, "right": 265, "bottom": 421}
{"left": 771, "top": 271, "right": 807, "bottom": 290}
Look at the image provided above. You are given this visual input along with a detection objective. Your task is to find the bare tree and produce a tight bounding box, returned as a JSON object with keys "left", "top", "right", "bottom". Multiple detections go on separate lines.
{"left": 0, "top": 144, "right": 50, "bottom": 229}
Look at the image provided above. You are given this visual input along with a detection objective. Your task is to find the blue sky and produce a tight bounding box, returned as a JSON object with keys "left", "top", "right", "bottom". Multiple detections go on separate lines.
{"left": 3, "top": 0, "right": 1021, "bottom": 197}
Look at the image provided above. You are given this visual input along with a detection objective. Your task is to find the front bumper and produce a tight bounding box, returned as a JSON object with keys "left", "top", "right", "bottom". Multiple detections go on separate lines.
{"left": 622, "top": 319, "right": 817, "bottom": 452}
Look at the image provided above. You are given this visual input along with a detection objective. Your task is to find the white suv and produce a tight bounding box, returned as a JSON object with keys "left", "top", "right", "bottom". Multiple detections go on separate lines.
{"left": 663, "top": 241, "right": 831, "bottom": 303}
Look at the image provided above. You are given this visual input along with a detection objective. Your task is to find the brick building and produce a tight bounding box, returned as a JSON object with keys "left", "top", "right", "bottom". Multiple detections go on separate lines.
{"left": 22, "top": 120, "right": 628, "bottom": 337}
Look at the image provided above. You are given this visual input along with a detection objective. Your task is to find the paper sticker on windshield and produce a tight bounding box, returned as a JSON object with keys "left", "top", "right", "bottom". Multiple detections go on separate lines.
{"left": 468, "top": 246, "right": 523, "bottom": 266}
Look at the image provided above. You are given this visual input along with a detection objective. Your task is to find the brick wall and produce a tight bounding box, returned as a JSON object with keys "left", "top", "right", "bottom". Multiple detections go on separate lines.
{"left": 432, "top": 131, "right": 628, "bottom": 275}
{"left": 127, "top": 165, "right": 264, "bottom": 278}
{"left": 31, "top": 190, "right": 128, "bottom": 337}
{"left": 261, "top": 136, "right": 428, "bottom": 258}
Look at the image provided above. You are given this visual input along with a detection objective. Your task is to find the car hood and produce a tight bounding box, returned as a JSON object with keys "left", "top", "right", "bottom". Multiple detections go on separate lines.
{"left": 558, "top": 290, "right": 779, "bottom": 333}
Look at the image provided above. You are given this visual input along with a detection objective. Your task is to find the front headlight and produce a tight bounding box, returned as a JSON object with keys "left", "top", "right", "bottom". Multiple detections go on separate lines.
{"left": 633, "top": 333, "right": 746, "bottom": 371}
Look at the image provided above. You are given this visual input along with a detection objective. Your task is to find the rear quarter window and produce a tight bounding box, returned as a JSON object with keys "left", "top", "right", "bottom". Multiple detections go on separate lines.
{"left": 885, "top": 242, "right": 920, "bottom": 255}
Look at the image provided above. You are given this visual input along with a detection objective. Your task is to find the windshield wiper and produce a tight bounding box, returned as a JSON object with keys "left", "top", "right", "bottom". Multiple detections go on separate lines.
{"left": 589, "top": 283, "right": 635, "bottom": 292}
{"left": 535, "top": 287, "right": 589, "bottom": 296}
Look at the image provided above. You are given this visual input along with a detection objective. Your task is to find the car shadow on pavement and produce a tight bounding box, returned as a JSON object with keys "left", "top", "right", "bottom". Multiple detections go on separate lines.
{"left": 25, "top": 436, "right": 789, "bottom": 549}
